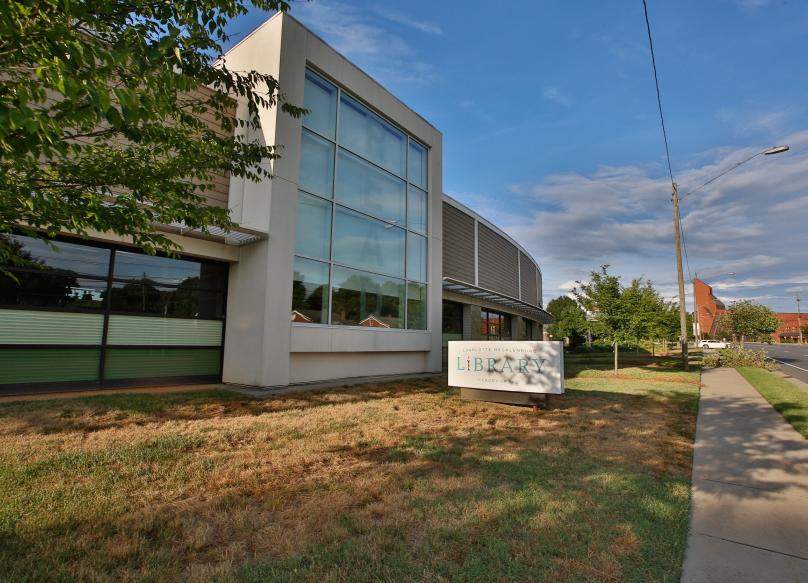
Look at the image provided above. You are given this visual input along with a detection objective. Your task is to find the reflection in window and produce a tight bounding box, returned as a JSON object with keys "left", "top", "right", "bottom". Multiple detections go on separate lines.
{"left": 481, "top": 309, "right": 511, "bottom": 340}
{"left": 303, "top": 71, "right": 337, "bottom": 139}
{"left": 407, "top": 186, "right": 427, "bottom": 234}
{"left": 299, "top": 129, "right": 335, "bottom": 198}
{"left": 407, "top": 282, "right": 427, "bottom": 330}
{"left": 339, "top": 94, "right": 406, "bottom": 176}
{"left": 331, "top": 267, "right": 404, "bottom": 328}
{"left": 406, "top": 232, "right": 427, "bottom": 283}
{"left": 114, "top": 251, "right": 226, "bottom": 291}
{"left": 408, "top": 141, "right": 427, "bottom": 188}
{"left": 1, "top": 234, "right": 110, "bottom": 277}
{"left": 295, "top": 70, "right": 429, "bottom": 330}
{"left": 291, "top": 257, "right": 329, "bottom": 324}
{"left": 335, "top": 149, "right": 406, "bottom": 225}
{"left": 109, "top": 281, "right": 225, "bottom": 319}
{"left": 0, "top": 273, "right": 107, "bottom": 310}
{"left": 332, "top": 208, "right": 405, "bottom": 278}
{"left": 295, "top": 191, "right": 332, "bottom": 260}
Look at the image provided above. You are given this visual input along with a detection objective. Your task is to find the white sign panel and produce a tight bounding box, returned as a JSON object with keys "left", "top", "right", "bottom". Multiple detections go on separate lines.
{"left": 448, "top": 341, "right": 564, "bottom": 394}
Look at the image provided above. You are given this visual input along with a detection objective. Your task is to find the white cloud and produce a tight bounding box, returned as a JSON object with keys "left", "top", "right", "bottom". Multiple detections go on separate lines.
{"left": 466, "top": 129, "right": 808, "bottom": 311}
{"left": 542, "top": 86, "right": 572, "bottom": 108}
{"left": 371, "top": 6, "right": 443, "bottom": 35}
{"left": 292, "top": 0, "right": 434, "bottom": 85}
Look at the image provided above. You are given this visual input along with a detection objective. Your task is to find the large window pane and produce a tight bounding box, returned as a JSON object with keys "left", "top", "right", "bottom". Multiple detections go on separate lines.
{"left": 335, "top": 149, "right": 406, "bottom": 224}
{"left": 303, "top": 71, "right": 337, "bottom": 139}
{"left": 110, "top": 282, "right": 225, "bottom": 319}
{"left": 407, "top": 232, "right": 427, "bottom": 282}
{"left": 295, "top": 191, "right": 332, "bottom": 260}
{"left": 331, "top": 266, "right": 404, "bottom": 328}
{"left": 292, "top": 257, "right": 329, "bottom": 324}
{"left": 114, "top": 251, "right": 227, "bottom": 291}
{"left": 338, "top": 95, "right": 406, "bottom": 176}
{"left": 408, "top": 141, "right": 427, "bottom": 188}
{"left": 0, "top": 273, "right": 107, "bottom": 310}
{"left": 407, "top": 186, "right": 427, "bottom": 234}
{"left": 333, "top": 207, "right": 405, "bottom": 278}
{"left": 299, "top": 129, "right": 335, "bottom": 197}
{"left": 1, "top": 234, "right": 110, "bottom": 277}
{"left": 407, "top": 282, "right": 427, "bottom": 330}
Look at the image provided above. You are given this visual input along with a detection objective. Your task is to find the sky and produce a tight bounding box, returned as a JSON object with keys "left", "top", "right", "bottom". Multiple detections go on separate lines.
{"left": 225, "top": 0, "right": 808, "bottom": 312}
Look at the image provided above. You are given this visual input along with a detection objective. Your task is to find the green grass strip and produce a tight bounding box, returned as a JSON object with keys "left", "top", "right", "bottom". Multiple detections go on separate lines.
{"left": 737, "top": 367, "right": 808, "bottom": 439}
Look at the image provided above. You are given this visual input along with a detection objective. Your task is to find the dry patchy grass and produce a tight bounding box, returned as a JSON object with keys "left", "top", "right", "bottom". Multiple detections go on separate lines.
{"left": 0, "top": 356, "right": 699, "bottom": 582}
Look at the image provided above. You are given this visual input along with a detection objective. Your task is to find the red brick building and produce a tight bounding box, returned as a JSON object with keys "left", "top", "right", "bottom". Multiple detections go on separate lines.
{"left": 773, "top": 313, "right": 805, "bottom": 343}
{"left": 694, "top": 278, "right": 804, "bottom": 343}
{"left": 693, "top": 278, "right": 727, "bottom": 340}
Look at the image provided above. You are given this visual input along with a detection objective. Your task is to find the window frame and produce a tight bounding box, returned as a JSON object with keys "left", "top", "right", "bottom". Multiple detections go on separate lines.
{"left": 293, "top": 68, "right": 430, "bottom": 332}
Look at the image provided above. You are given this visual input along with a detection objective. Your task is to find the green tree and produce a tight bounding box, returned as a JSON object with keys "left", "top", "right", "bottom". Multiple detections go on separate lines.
{"left": 722, "top": 300, "right": 779, "bottom": 345}
{"left": 574, "top": 266, "right": 636, "bottom": 374}
{"left": 1, "top": 0, "right": 304, "bottom": 268}
{"left": 546, "top": 295, "right": 587, "bottom": 346}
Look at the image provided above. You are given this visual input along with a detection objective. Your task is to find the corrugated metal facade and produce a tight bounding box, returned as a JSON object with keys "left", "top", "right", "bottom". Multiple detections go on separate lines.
{"left": 106, "top": 316, "right": 223, "bottom": 346}
{"left": 477, "top": 224, "right": 520, "bottom": 299}
{"left": 0, "top": 310, "right": 104, "bottom": 345}
{"left": 519, "top": 252, "right": 538, "bottom": 306}
{"left": 442, "top": 202, "right": 476, "bottom": 283}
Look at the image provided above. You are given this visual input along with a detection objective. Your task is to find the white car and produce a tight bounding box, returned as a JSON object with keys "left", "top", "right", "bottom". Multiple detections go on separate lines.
{"left": 701, "top": 340, "right": 728, "bottom": 349}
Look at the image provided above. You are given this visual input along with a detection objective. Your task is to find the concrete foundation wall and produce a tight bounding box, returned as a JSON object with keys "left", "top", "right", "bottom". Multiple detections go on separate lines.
{"left": 289, "top": 352, "right": 429, "bottom": 384}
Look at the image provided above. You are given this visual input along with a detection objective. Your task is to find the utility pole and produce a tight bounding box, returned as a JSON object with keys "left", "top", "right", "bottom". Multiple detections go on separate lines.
{"left": 693, "top": 274, "right": 700, "bottom": 343}
{"left": 797, "top": 292, "right": 803, "bottom": 345}
{"left": 672, "top": 182, "right": 689, "bottom": 370}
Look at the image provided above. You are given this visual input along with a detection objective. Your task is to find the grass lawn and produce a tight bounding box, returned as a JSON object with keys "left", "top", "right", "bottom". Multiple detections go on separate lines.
{"left": 0, "top": 354, "right": 700, "bottom": 582}
{"left": 737, "top": 367, "right": 808, "bottom": 438}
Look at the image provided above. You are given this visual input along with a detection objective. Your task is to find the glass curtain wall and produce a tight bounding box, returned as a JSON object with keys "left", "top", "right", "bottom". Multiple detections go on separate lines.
{"left": 0, "top": 234, "right": 227, "bottom": 387}
{"left": 292, "top": 69, "right": 428, "bottom": 329}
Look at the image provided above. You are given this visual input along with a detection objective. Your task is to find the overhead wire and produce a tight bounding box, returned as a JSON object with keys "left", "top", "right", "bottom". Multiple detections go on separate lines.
{"left": 641, "top": 0, "right": 695, "bottom": 285}
{"left": 641, "top": 0, "right": 675, "bottom": 185}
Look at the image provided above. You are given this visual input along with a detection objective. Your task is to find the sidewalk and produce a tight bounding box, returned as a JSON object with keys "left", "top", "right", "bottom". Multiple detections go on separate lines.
{"left": 681, "top": 367, "right": 808, "bottom": 582}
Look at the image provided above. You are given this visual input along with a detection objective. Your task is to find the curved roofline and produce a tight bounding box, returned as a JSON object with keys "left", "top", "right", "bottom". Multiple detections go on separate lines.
{"left": 442, "top": 193, "right": 543, "bottom": 278}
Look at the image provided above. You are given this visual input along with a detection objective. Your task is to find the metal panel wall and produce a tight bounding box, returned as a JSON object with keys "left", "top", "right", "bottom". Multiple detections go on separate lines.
{"left": 442, "top": 203, "right": 476, "bottom": 284}
{"left": 519, "top": 252, "right": 538, "bottom": 307}
{"left": 477, "top": 224, "right": 520, "bottom": 298}
{"left": 0, "top": 310, "right": 104, "bottom": 345}
{"left": 106, "top": 316, "right": 223, "bottom": 346}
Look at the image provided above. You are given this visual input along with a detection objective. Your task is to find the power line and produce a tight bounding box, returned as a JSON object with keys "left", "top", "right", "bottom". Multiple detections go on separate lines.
{"left": 641, "top": 0, "right": 675, "bottom": 184}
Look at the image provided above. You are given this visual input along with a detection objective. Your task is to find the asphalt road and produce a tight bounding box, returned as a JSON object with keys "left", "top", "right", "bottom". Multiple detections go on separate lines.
{"left": 747, "top": 342, "right": 808, "bottom": 385}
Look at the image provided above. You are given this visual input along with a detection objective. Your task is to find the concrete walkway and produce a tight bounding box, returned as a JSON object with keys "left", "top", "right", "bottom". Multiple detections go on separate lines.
{"left": 681, "top": 367, "right": 808, "bottom": 582}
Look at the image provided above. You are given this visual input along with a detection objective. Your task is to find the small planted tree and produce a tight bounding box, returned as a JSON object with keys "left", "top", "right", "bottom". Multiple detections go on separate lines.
{"left": 721, "top": 300, "right": 779, "bottom": 345}
{"left": 574, "top": 266, "right": 634, "bottom": 375}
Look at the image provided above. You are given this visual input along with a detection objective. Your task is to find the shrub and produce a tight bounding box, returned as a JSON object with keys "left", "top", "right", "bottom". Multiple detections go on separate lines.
{"left": 703, "top": 346, "right": 777, "bottom": 371}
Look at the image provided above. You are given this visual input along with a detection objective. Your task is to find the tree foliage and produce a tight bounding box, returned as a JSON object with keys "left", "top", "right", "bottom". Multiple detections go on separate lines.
{"left": 573, "top": 265, "right": 680, "bottom": 372}
{"left": 546, "top": 295, "right": 587, "bottom": 345}
{"left": 0, "top": 0, "right": 304, "bottom": 267}
{"left": 719, "top": 300, "right": 779, "bottom": 344}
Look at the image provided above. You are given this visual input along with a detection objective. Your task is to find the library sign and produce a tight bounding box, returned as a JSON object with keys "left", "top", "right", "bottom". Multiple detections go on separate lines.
{"left": 448, "top": 341, "right": 565, "bottom": 394}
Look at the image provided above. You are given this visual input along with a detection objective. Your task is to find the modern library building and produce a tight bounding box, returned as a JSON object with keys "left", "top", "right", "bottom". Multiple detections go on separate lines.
{"left": 0, "top": 13, "right": 552, "bottom": 393}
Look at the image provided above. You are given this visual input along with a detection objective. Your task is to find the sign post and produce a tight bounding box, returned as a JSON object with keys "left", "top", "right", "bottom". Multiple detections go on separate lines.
{"left": 448, "top": 341, "right": 564, "bottom": 408}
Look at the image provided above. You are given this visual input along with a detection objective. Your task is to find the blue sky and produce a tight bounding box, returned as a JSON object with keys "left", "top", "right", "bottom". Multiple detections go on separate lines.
{"left": 227, "top": 0, "right": 808, "bottom": 312}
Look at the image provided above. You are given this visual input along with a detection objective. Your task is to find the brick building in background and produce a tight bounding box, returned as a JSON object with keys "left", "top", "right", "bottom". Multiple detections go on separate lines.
{"left": 693, "top": 278, "right": 726, "bottom": 340}
{"left": 774, "top": 313, "right": 804, "bottom": 343}
{"left": 694, "top": 278, "right": 804, "bottom": 343}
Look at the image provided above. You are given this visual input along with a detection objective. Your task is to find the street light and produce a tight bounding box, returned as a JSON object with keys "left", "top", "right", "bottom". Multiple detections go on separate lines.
{"left": 672, "top": 144, "right": 789, "bottom": 369}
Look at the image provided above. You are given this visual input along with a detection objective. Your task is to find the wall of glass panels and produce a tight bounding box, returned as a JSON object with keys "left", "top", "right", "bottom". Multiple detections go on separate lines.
{"left": 292, "top": 69, "right": 428, "bottom": 330}
{"left": 0, "top": 234, "right": 227, "bottom": 388}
